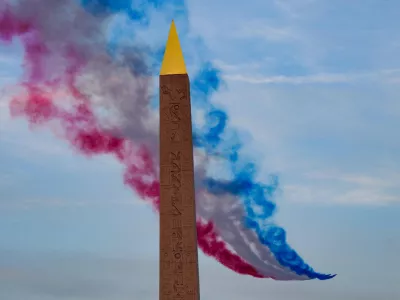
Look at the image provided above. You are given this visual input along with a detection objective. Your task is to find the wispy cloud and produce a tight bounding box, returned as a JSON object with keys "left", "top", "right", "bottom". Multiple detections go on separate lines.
{"left": 224, "top": 73, "right": 356, "bottom": 84}
{"left": 223, "top": 68, "right": 400, "bottom": 85}
{"left": 234, "top": 22, "right": 298, "bottom": 43}
{"left": 334, "top": 189, "right": 399, "bottom": 205}
{"left": 304, "top": 170, "right": 399, "bottom": 189}
{"left": 284, "top": 184, "right": 399, "bottom": 206}
{"left": 284, "top": 170, "right": 400, "bottom": 205}
{"left": 213, "top": 59, "right": 264, "bottom": 72}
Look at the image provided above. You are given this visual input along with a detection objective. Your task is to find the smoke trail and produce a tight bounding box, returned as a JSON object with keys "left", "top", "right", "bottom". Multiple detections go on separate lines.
{"left": 196, "top": 190, "right": 308, "bottom": 280}
{"left": 0, "top": 0, "right": 334, "bottom": 279}
{"left": 0, "top": 0, "right": 265, "bottom": 278}
{"left": 190, "top": 66, "right": 333, "bottom": 279}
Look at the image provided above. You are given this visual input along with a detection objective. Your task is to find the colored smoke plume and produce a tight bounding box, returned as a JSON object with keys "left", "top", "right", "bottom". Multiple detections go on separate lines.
{"left": 0, "top": 0, "right": 334, "bottom": 280}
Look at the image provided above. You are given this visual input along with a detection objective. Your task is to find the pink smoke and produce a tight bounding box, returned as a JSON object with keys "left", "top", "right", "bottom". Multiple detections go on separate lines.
{"left": 0, "top": 3, "right": 264, "bottom": 278}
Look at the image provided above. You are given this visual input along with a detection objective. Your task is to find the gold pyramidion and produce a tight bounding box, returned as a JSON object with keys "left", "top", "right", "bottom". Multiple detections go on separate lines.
{"left": 160, "top": 20, "right": 187, "bottom": 75}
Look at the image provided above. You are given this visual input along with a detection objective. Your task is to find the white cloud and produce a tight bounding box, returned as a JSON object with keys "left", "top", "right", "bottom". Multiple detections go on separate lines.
{"left": 334, "top": 188, "right": 399, "bottom": 205}
{"left": 224, "top": 73, "right": 355, "bottom": 84}
{"left": 223, "top": 68, "right": 400, "bottom": 85}
{"left": 210, "top": 72, "right": 400, "bottom": 207}
{"left": 283, "top": 170, "right": 400, "bottom": 205}
{"left": 213, "top": 59, "right": 263, "bottom": 72}
{"left": 234, "top": 22, "right": 298, "bottom": 43}
{"left": 304, "top": 171, "right": 399, "bottom": 189}
{"left": 284, "top": 184, "right": 399, "bottom": 206}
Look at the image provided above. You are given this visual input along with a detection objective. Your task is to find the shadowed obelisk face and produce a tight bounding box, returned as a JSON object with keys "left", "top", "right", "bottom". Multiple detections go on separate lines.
{"left": 159, "top": 21, "right": 200, "bottom": 300}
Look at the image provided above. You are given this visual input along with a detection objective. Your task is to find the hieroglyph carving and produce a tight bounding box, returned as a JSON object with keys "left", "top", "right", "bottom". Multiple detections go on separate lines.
{"left": 159, "top": 75, "right": 199, "bottom": 300}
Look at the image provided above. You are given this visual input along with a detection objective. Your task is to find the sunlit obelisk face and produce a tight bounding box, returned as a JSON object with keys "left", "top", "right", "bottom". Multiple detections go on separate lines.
{"left": 158, "top": 20, "right": 200, "bottom": 300}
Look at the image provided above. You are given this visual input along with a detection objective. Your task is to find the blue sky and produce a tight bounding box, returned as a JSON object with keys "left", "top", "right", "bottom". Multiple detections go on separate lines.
{"left": 0, "top": 0, "right": 400, "bottom": 299}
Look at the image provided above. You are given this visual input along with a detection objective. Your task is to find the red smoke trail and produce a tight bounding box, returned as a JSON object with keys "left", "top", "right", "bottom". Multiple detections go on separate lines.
{"left": 1, "top": 5, "right": 263, "bottom": 278}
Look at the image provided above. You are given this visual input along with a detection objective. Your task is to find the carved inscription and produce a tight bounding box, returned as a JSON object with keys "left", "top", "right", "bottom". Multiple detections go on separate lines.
{"left": 159, "top": 74, "right": 199, "bottom": 300}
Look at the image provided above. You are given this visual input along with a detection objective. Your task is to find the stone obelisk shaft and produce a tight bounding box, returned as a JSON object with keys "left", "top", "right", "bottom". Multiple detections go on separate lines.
{"left": 159, "top": 21, "right": 200, "bottom": 300}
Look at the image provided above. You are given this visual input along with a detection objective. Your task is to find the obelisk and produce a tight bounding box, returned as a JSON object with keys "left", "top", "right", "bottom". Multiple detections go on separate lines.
{"left": 159, "top": 20, "right": 200, "bottom": 300}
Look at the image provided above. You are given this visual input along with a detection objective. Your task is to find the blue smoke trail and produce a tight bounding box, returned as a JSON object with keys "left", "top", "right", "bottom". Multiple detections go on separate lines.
{"left": 192, "top": 59, "right": 334, "bottom": 280}
{"left": 79, "top": 0, "right": 335, "bottom": 280}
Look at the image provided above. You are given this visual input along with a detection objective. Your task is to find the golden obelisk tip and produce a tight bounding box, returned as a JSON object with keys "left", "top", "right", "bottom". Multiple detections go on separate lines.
{"left": 160, "top": 20, "right": 187, "bottom": 75}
